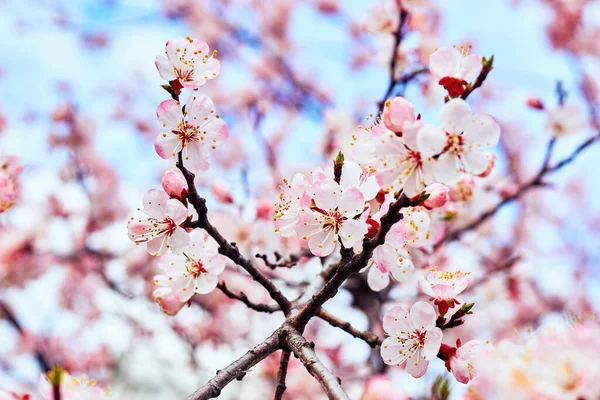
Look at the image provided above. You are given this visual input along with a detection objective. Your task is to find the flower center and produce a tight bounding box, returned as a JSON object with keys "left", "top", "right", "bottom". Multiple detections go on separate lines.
{"left": 322, "top": 209, "right": 347, "bottom": 233}
{"left": 173, "top": 122, "right": 201, "bottom": 145}
{"left": 444, "top": 133, "right": 464, "bottom": 155}
{"left": 187, "top": 260, "right": 207, "bottom": 278}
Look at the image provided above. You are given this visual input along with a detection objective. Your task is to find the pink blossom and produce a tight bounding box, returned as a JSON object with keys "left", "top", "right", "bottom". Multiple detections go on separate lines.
{"left": 429, "top": 46, "right": 482, "bottom": 98}
{"left": 418, "top": 268, "right": 470, "bottom": 315}
{"left": 274, "top": 173, "right": 312, "bottom": 237}
{"left": 296, "top": 179, "right": 368, "bottom": 256}
{"left": 417, "top": 99, "right": 500, "bottom": 185}
{"left": 210, "top": 181, "right": 234, "bottom": 204}
{"left": 161, "top": 168, "right": 188, "bottom": 202}
{"left": 153, "top": 230, "right": 226, "bottom": 303}
{"left": 155, "top": 93, "right": 228, "bottom": 172}
{"left": 449, "top": 340, "right": 484, "bottom": 383}
{"left": 545, "top": 104, "right": 585, "bottom": 137}
{"left": 127, "top": 189, "right": 190, "bottom": 256}
{"left": 422, "top": 183, "right": 450, "bottom": 209}
{"left": 0, "top": 174, "right": 16, "bottom": 213}
{"left": 155, "top": 37, "right": 220, "bottom": 90}
{"left": 367, "top": 221, "right": 414, "bottom": 291}
{"left": 380, "top": 302, "right": 443, "bottom": 378}
{"left": 449, "top": 173, "right": 475, "bottom": 202}
{"left": 382, "top": 96, "right": 416, "bottom": 133}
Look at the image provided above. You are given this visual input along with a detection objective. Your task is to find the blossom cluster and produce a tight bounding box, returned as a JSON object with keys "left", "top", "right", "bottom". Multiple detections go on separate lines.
{"left": 127, "top": 37, "right": 228, "bottom": 314}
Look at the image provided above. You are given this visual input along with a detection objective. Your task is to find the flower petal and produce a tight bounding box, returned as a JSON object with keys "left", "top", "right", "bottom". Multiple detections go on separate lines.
{"left": 417, "top": 125, "right": 446, "bottom": 158}
{"left": 367, "top": 263, "right": 390, "bottom": 291}
{"left": 339, "top": 218, "right": 368, "bottom": 248}
{"left": 409, "top": 301, "right": 437, "bottom": 330}
{"left": 433, "top": 152, "right": 462, "bottom": 185}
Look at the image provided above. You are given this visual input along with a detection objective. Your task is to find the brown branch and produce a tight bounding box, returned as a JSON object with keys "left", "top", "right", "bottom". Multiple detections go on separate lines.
{"left": 273, "top": 350, "right": 291, "bottom": 400}
{"left": 0, "top": 301, "right": 51, "bottom": 373}
{"left": 217, "top": 282, "right": 280, "bottom": 313}
{"left": 435, "top": 132, "right": 600, "bottom": 250}
{"left": 187, "top": 330, "right": 283, "bottom": 400}
{"left": 286, "top": 329, "right": 349, "bottom": 400}
{"left": 176, "top": 151, "right": 292, "bottom": 314}
{"left": 317, "top": 309, "right": 383, "bottom": 348}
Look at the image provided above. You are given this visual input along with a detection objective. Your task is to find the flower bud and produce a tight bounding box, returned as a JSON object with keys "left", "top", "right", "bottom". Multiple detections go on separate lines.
{"left": 155, "top": 293, "right": 185, "bottom": 316}
{"left": 422, "top": 183, "right": 450, "bottom": 209}
{"left": 475, "top": 152, "right": 496, "bottom": 178}
{"left": 161, "top": 168, "right": 188, "bottom": 202}
{"left": 382, "top": 96, "right": 415, "bottom": 132}
{"left": 526, "top": 96, "right": 544, "bottom": 110}
{"left": 211, "top": 181, "right": 234, "bottom": 204}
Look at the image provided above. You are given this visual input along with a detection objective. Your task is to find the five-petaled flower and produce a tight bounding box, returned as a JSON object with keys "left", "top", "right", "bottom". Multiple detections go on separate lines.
{"left": 153, "top": 230, "right": 226, "bottom": 303}
{"left": 155, "top": 37, "right": 220, "bottom": 90}
{"left": 417, "top": 99, "right": 500, "bottom": 185}
{"left": 429, "top": 45, "right": 482, "bottom": 98}
{"left": 449, "top": 340, "right": 485, "bottom": 384}
{"left": 296, "top": 179, "right": 368, "bottom": 257}
{"left": 127, "top": 189, "right": 190, "bottom": 256}
{"left": 418, "top": 267, "right": 471, "bottom": 315}
{"left": 381, "top": 301, "right": 443, "bottom": 378}
{"left": 155, "top": 93, "right": 229, "bottom": 172}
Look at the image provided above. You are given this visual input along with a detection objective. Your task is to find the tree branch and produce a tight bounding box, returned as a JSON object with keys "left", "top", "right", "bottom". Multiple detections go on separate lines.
{"left": 187, "top": 330, "right": 283, "bottom": 400}
{"left": 317, "top": 309, "right": 383, "bottom": 348}
{"left": 176, "top": 151, "right": 292, "bottom": 314}
{"left": 273, "top": 350, "right": 291, "bottom": 400}
{"left": 217, "top": 282, "right": 281, "bottom": 313}
{"left": 286, "top": 329, "right": 349, "bottom": 400}
{"left": 0, "top": 301, "right": 51, "bottom": 373}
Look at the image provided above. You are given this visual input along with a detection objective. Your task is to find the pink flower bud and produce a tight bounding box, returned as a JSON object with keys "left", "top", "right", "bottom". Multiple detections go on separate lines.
{"left": 475, "top": 152, "right": 496, "bottom": 178}
{"left": 155, "top": 294, "right": 186, "bottom": 316}
{"left": 382, "top": 96, "right": 416, "bottom": 132}
{"left": 526, "top": 96, "right": 544, "bottom": 110}
{"left": 211, "top": 181, "right": 234, "bottom": 204}
{"left": 256, "top": 202, "right": 273, "bottom": 220}
{"left": 422, "top": 183, "right": 450, "bottom": 209}
{"left": 161, "top": 168, "right": 188, "bottom": 202}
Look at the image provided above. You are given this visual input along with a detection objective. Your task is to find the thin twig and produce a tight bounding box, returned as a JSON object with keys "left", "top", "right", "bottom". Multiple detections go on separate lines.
{"left": 217, "top": 282, "right": 280, "bottom": 313}
{"left": 317, "top": 309, "right": 383, "bottom": 348}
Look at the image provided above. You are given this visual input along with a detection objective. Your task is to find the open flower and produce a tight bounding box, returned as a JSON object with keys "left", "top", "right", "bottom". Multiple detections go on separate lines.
{"left": 367, "top": 121, "right": 433, "bottom": 197}
{"left": 296, "top": 179, "right": 368, "bottom": 256}
{"left": 417, "top": 99, "right": 500, "bottom": 185}
{"left": 274, "top": 173, "right": 312, "bottom": 237}
{"left": 39, "top": 371, "right": 110, "bottom": 400}
{"left": 418, "top": 267, "right": 470, "bottom": 315}
{"left": 381, "top": 301, "right": 443, "bottom": 378}
{"left": 155, "top": 37, "right": 220, "bottom": 90}
{"left": 127, "top": 189, "right": 189, "bottom": 256}
{"left": 155, "top": 93, "right": 228, "bottom": 172}
{"left": 153, "top": 230, "right": 226, "bottom": 303}
{"left": 367, "top": 221, "right": 414, "bottom": 291}
{"left": 429, "top": 46, "right": 482, "bottom": 98}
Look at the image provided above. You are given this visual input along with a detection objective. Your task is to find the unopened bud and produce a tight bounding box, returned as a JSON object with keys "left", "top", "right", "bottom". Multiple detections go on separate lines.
{"left": 161, "top": 169, "right": 188, "bottom": 202}
{"left": 422, "top": 183, "right": 450, "bottom": 209}
{"left": 526, "top": 96, "right": 545, "bottom": 110}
